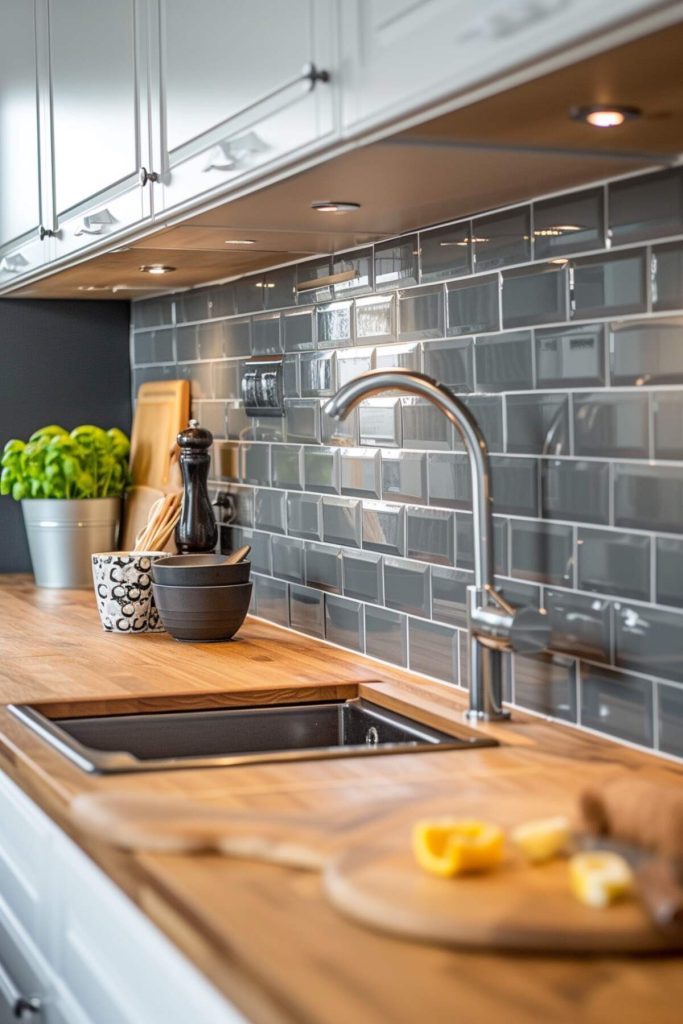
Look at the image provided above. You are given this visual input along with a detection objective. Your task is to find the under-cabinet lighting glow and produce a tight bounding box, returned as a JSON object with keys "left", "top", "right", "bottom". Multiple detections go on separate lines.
{"left": 139, "top": 264, "right": 176, "bottom": 275}
{"left": 311, "top": 201, "right": 361, "bottom": 213}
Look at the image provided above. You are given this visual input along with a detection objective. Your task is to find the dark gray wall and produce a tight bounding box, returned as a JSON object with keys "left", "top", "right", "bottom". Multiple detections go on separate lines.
{"left": 0, "top": 299, "right": 131, "bottom": 572}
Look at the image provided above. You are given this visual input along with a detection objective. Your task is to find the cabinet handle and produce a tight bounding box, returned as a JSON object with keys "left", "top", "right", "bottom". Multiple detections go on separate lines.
{"left": 139, "top": 167, "right": 159, "bottom": 186}
{"left": 73, "top": 209, "right": 117, "bottom": 236}
{"left": 38, "top": 226, "right": 55, "bottom": 241}
{"left": 0, "top": 959, "right": 41, "bottom": 1019}
{"left": 0, "top": 253, "right": 30, "bottom": 274}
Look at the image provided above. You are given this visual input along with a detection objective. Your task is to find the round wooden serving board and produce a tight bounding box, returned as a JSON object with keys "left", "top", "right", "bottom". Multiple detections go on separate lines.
{"left": 324, "top": 843, "right": 683, "bottom": 955}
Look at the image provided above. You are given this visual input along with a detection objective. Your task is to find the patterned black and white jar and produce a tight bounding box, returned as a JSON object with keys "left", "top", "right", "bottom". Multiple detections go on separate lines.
{"left": 91, "top": 551, "right": 165, "bottom": 633}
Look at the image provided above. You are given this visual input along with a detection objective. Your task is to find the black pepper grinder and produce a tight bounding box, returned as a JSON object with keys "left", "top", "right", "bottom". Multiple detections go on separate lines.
{"left": 175, "top": 419, "right": 218, "bottom": 553}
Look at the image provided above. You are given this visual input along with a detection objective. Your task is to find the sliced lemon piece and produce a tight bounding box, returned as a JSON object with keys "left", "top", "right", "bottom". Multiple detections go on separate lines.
{"left": 569, "top": 851, "right": 634, "bottom": 908}
{"left": 413, "top": 818, "right": 505, "bottom": 877}
{"left": 510, "top": 815, "right": 571, "bottom": 864}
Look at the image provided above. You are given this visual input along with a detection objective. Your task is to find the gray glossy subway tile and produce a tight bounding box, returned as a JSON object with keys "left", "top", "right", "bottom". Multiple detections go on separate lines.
{"left": 431, "top": 566, "right": 472, "bottom": 627}
{"left": 241, "top": 442, "right": 271, "bottom": 485}
{"left": 213, "top": 440, "right": 239, "bottom": 481}
{"left": 572, "top": 251, "right": 647, "bottom": 318}
{"left": 254, "top": 487, "right": 286, "bottom": 533}
{"left": 653, "top": 240, "right": 683, "bottom": 311}
{"left": 574, "top": 392, "right": 649, "bottom": 458}
{"left": 362, "top": 500, "right": 405, "bottom": 556}
{"left": 286, "top": 491, "right": 321, "bottom": 540}
{"left": 615, "top": 602, "right": 683, "bottom": 683}
{"left": 419, "top": 221, "right": 471, "bottom": 282}
{"left": 533, "top": 187, "right": 604, "bottom": 259}
{"left": 447, "top": 274, "right": 500, "bottom": 335}
{"left": 235, "top": 275, "right": 264, "bottom": 315}
{"left": 343, "top": 550, "right": 383, "bottom": 603}
{"left": 283, "top": 308, "right": 315, "bottom": 352}
{"left": 300, "top": 351, "right": 336, "bottom": 397}
{"left": 374, "top": 235, "right": 418, "bottom": 289}
{"left": 252, "top": 313, "right": 282, "bottom": 355}
{"left": 614, "top": 463, "right": 683, "bottom": 534}
{"left": 510, "top": 519, "right": 573, "bottom": 585}
{"left": 456, "top": 514, "right": 508, "bottom": 575}
{"left": 212, "top": 360, "right": 240, "bottom": 401}
{"left": 283, "top": 354, "right": 300, "bottom": 399}
{"left": 177, "top": 359, "right": 213, "bottom": 399}
{"left": 332, "top": 248, "right": 374, "bottom": 297}
{"left": 253, "top": 574, "right": 289, "bottom": 626}
{"left": 544, "top": 589, "right": 611, "bottom": 662}
{"left": 401, "top": 398, "right": 454, "bottom": 451}
{"left": 359, "top": 399, "right": 402, "bottom": 448}
{"left": 341, "top": 448, "right": 381, "bottom": 499}
{"left": 244, "top": 413, "right": 285, "bottom": 441}
{"left": 249, "top": 531, "right": 272, "bottom": 575}
{"left": 494, "top": 576, "right": 541, "bottom": 609}
{"left": 428, "top": 452, "right": 470, "bottom": 509}
{"left": 382, "top": 450, "right": 427, "bottom": 503}
{"left": 513, "top": 654, "right": 577, "bottom": 723}
{"left": 336, "top": 346, "right": 374, "bottom": 386}
{"left": 541, "top": 459, "right": 609, "bottom": 524}
{"left": 133, "top": 327, "right": 174, "bottom": 365}
{"left": 195, "top": 400, "right": 227, "bottom": 440}
{"left": 474, "top": 207, "right": 531, "bottom": 272}
{"left": 303, "top": 446, "right": 340, "bottom": 494}
{"left": 132, "top": 296, "right": 173, "bottom": 328}
{"left": 295, "top": 257, "right": 333, "bottom": 303}
{"left": 610, "top": 318, "right": 683, "bottom": 385}
{"left": 262, "top": 266, "right": 296, "bottom": 309}
{"left": 421, "top": 337, "right": 474, "bottom": 391}
{"left": 174, "top": 324, "right": 198, "bottom": 362}
{"left": 408, "top": 618, "right": 458, "bottom": 684}
{"left": 609, "top": 167, "right": 683, "bottom": 245}
{"left": 374, "top": 341, "right": 420, "bottom": 371}
{"left": 506, "top": 394, "right": 570, "bottom": 455}
{"left": 653, "top": 392, "right": 683, "bottom": 459}
{"left": 284, "top": 399, "right": 321, "bottom": 444}
{"left": 321, "top": 405, "right": 359, "bottom": 447}
{"left": 201, "top": 318, "right": 251, "bottom": 360}
{"left": 454, "top": 395, "right": 503, "bottom": 454}
{"left": 208, "top": 283, "right": 236, "bottom": 320}
{"left": 577, "top": 527, "right": 651, "bottom": 601}
{"left": 398, "top": 284, "right": 445, "bottom": 339}
{"left": 271, "top": 445, "right": 302, "bottom": 490}
{"left": 490, "top": 456, "right": 538, "bottom": 516}
{"left": 658, "top": 683, "right": 683, "bottom": 758}
{"left": 580, "top": 663, "right": 653, "bottom": 747}
{"left": 228, "top": 484, "right": 254, "bottom": 528}
{"left": 384, "top": 557, "right": 430, "bottom": 617}
{"left": 502, "top": 264, "right": 569, "bottom": 328}
{"left": 226, "top": 401, "right": 251, "bottom": 440}
{"left": 305, "top": 542, "right": 342, "bottom": 593}
{"left": 656, "top": 537, "right": 683, "bottom": 608}
{"left": 474, "top": 331, "right": 533, "bottom": 391}
{"left": 317, "top": 301, "right": 353, "bottom": 347}
{"left": 289, "top": 583, "right": 324, "bottom": 637}
{"left": 271, "top": 534, "right": 304, "bottom": 583}
{"left": 406, "top": 506, "right": 455, "bottom": 565}
{"left": 536, "top": 323, "right": 606, "bottom": 388}
{"left": 355, "top": 294, "right": 395, "bottom": 341}
{"left": 364, "top": 606, "right": 408, "bottom": 667}
{"left": 325, "top": 594, "right": 365, "bottom": 652}
{"left": 322, "top": 496, "right": 361, "bottom": 547}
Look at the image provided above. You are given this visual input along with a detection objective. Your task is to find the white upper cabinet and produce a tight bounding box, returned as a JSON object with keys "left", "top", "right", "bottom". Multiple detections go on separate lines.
{"left": 152, "top": 0, "right": 337, "bottom": 214}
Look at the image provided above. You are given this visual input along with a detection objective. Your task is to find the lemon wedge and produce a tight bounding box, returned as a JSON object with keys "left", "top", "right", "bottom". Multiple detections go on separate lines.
{"left": 413, "top": 818, "right": 505, "bottom": 877}
{"left": 510, "top": 816, "right": 571, "bottom": 863}
{"left": 569, "top": 851, "right": 634, "bottom": 908}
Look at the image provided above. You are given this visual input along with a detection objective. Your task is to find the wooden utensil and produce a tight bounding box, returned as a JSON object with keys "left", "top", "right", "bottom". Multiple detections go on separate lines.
{"left": 224, "top": 544, "right": 251, "bottom": 565}
{"left": 134, "top": 491, "right": 182, "bottom": 552}
{"left": 120, "top": 485, "right": 165, "bottom": 551}
{"left": 129, "top": 380, "right": 190, "bottom": 491}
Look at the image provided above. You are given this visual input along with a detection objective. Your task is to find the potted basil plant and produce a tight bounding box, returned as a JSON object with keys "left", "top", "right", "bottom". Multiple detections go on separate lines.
{"left": 1, "top": 424, "right": 131, "bottom": 588}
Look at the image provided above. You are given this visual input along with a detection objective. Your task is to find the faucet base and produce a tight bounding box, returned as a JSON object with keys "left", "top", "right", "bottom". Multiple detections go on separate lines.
{"left": 464, "top": 707, "right": 511, "bottom": 722}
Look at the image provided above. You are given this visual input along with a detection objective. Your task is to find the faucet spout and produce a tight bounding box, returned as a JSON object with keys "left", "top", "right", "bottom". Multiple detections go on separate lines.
{"left": 324, "top": 369, "right": 550, "bottom": 720}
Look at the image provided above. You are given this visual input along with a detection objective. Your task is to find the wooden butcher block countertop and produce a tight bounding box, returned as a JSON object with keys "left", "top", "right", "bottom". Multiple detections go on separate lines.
{"left": 0, "top": 575, "right": 682, "bottom": 1024}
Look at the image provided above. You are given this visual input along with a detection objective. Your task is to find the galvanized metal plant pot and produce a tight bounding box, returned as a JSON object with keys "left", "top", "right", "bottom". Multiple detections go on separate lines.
{"left": 21, "top": 498, "right": 121, "bottom": 589}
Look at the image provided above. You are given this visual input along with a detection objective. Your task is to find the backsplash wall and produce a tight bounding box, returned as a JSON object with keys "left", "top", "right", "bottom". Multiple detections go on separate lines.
{"left": 131, "top": 165, "right": 683, "bottom": 761}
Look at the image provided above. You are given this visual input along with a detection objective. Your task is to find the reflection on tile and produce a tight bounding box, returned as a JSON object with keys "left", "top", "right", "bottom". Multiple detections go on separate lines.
{"left": 474, "top": 207, "right": 530, "bottom": 272}
{"left": 300, "top": 351, "right": 336, "bottom": 397}
{"left": 325, "top": 594, "right": 365, "bottom": 652}
{"left": 289, "top": 583, "right": 324, "bottom": 636}
{"left": 574, "top": 392, "right": 648, "bottom": 458}
{"left": 428, "top": 452, "right": 470, "bottom": 509}
{"left": 419, "top": 221, "right": 471, "bottom": 282}
{"left": 332, "top": 248, "right": 374, "bottom": 297}
{"left": 295, "top": 257, "right": 332, "bottom": 303}
{"left": 609, "top": 167, "right": 683, "bottom": 245}
{"left": 490, "top": 456, "right": 538, "bottom": 516}
{"left": 317, "top": 301, "right": 353, "bottom": 347}
{"left": 253, "top": 574, "right": 289, "bottom": 626}
{"left": 541, "top": 459, "right": 609, "bottom": 524}
{"left": 374, "top": 342, "right": 420, "bottom": 371}
{"left": 374, "top": 235, "right": 418, "bottom": 289}
{"left": 544, "top": 589, "right": 611, "bottom": 662}
{"left": 382, "top": 450, "right": 427, "bottom": 503}
{"left": 134, "top": 327, "right": 175, "bottom": 364}
{"left": 513, "top": 654, "right": 577, "bottom": 722}
{"left": 175, "top": 324, "right": 198, "bottom": 362}
{"left": 228, "top": 484, "right": 254, "bottom": 527}
{"left": 401, "top": 398, "right": 454, "bottom": 451}
{"left": 456, "top": 515, "right": 508, "bottom": 575}
{"left": 384, "top": 557, "right": 430, "bottom": 616}
{"left": 202, "top": 319, "right": 251, "bottom": 360}
{"left": 533, "top": 187, "right": 604, "bottom": 258}
{"left": 226, "top": 401, "right": 251, "bottom": 440}
{"left": 362, "top": 500, "right": 405, "bottom": 556}
{"left": 271, "top": 534, "right": 304, "bottom": 583}
{"left": 322, "top": 496, "right": 361, "bottom": 547}
{"left": 459, "top": 396, "right": 504, "bottom": 453}
{"left": 283, "top": 308, "right": 315, "bottom": 352}
{"left": 656, "top": 537, "right": 683, "bottom": 608}
{"left": 364, "top": 606, "right": 407, "bottom": 667}
{"left": 536, "top": 323, "right": 605, "bottom": 388}
{"left": 321, "top": 404, "right": 358, "bottom": 447}
{"left": 573, "top": 251, "right": 647, "bottom": 318}
{"left": 196, "top": 400, "right": 227, "bottom": 440}
{"left": 208, "top": 283, "right": 236, "bottom": 320}
{"left": 343, "top": 550, "right": 383, "bottom": 603}
{"left": 610, "top": 319, "right": 683, "bottom": 385}
{"left": 177, "top": 360, "right": 212, "bottom": 399}
{"left": 359, "top": 399, "right": 402, "bottom": 448}
{"left": 421, "top": 337, "right": 474, "bottom": 391}
{"left": 337, "top": 346, "right": 374, "bottom": 386}
{"left": 212, "top": 360, "right": 239, "bottom": 401}
{"left": 447, "top": 275, "right": 500, "bottom": 335}
{"left": 653, "top": 241, "right": 683, "bottom": 311}
{"left": 355, "top": 294, "right": 395, "bottom": 341}
{"left": 305, "top": 542, "right": 342, "bottom": 593}
{"left": 286, "top": 491, "right": 321, "bottom": 540}
{"left": 241, "top": 442, "right": 270, "bottom": 485}
{"left": 614, "top": 463, "right": 683, "bottom": 533}
{"left": 615, "top": 602, "right": 683, "bottom": 683}
{"left": 580, "top": 663, "right": 653, "bottom": 747}
{"left": 252, "top": 313, "right": 282, "bottom": 355}
{"left": 502, "top": 264, "right": 568, "bottom": 328}
{"left": 658, "top": 683, "right": 683, "bottom": 758}
{"left": 408, "top": 618, "right": 458, "bottom": 684}
{"left": 271, "top": 445, "right": 302, "bottom": 490}
{"left": 213, "top": 440, "right": 239, "bottom": 481}
{"left": 262, "top": 266, "right": 296, "bottom": 309}
{"left": 653, "top": 392, "right": 683, "bottom": 459}
{"left": 431, "top": 566, "right": 472, "bottom": 627}
{"left": 406, "top": 506, "right": 454, "bottom": 565}
{"left": 281, "top": 352, "right": 297, "bottom": 399}
{"left": 510, "top": 519, "right": 573, "bottom": 585}
{"left": 398, "top": 285, "right": 445, "bottom": 339}
{"left": 254, "top": 488, "right": 286, "bottom": 533}
{"left": 303, "top": 446, "right": 340, "bottom": 494}
{"left": 285, "top": 399, "right": 321, "bottom": 443}
{"left": 506, "top": 394, "right": 570, "bottom": 455}
{"left": 341, "top": 448, "right": 381, "bottom": 499}
{"left": 578, "top": 527, "right": 651, "bottom": 601}
{"left": 475, "top": 331, "right": 533, "bottom": 391}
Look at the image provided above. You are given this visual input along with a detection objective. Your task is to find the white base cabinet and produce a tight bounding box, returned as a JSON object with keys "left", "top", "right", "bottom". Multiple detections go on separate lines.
{"left": 0, "top": 772, "right": 245, "bottom": 1024}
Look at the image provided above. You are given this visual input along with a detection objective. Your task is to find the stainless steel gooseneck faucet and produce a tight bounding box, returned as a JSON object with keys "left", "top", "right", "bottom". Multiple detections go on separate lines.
{"left": 324, "top": 369, "right": 550, "bottom": 721}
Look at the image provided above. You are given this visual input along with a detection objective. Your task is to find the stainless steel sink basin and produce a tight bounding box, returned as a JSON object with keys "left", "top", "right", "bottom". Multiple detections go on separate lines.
{"left": 8, "top": 698, "right": 497, "bottom": 774}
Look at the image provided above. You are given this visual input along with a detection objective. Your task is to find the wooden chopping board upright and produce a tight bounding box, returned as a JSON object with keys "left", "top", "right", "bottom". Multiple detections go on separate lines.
{"left": 129, "top": 380, "right": 189, "bottom": 492}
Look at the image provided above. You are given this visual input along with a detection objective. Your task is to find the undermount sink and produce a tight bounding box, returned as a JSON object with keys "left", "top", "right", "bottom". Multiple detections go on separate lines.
{"left": 8, "top": 698, "right": 497, "bottom": 774}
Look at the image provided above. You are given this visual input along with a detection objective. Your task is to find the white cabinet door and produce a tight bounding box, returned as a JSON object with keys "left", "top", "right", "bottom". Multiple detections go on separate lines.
{"left": 153, "top": 0, "right": 337, "bottom": 215}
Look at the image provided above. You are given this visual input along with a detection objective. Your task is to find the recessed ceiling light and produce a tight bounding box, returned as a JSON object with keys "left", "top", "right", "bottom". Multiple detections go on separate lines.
{"left": 139, "top": 264, "right": 176, "bottom": 275}
{"left": 224, "top": 239, "right": 256, "bottom": 245}
{"left": 77, "top": 285, "right": 111, "bottom": 292}
{"left": 570, "top": 104, "right": 641, "bottom": 128}
{"left": 311, "top": 201, "right": 361, "bottom": 213}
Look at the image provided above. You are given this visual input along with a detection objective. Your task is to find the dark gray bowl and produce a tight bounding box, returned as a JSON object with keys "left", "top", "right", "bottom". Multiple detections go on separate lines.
{"left": 152, "top": 553, "right": 251, "bottom": 587}
{"left": 152, "top": 581, "right": 252, "bottom": 642}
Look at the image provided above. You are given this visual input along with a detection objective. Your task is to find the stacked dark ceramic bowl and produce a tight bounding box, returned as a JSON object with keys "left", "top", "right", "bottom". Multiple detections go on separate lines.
{"left": 151, "top": 554, "right": 252, "bottom": 642}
